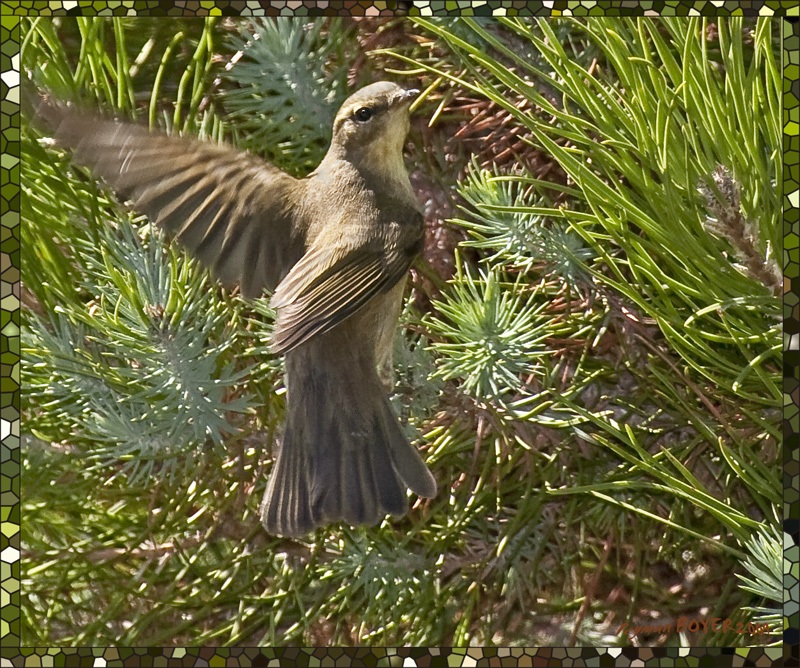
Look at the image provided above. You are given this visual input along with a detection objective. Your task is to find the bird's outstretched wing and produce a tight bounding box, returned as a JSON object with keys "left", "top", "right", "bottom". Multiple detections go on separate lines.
{"left": 32, "top": 97, "right": 305, "bottom": 298}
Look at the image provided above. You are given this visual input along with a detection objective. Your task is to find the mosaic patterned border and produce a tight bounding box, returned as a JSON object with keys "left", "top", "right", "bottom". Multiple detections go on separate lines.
{"left": 1, "top": 3, "right": 797, "bottom": 666}
{"left": 782, "top": 13, "right": 800, "bottom": 667}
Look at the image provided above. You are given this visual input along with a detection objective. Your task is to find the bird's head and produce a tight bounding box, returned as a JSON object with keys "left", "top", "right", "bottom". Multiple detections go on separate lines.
{"left": 328, "top": 81, "right": 418, "bottom": 179}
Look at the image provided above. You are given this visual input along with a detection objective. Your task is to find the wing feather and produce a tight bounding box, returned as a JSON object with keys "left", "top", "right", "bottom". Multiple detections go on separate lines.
{"left": 270, "top": 244, "right": 414, "bottom": 354}
{"left": 39, "top": 101, "right": 305, "bottom": 297}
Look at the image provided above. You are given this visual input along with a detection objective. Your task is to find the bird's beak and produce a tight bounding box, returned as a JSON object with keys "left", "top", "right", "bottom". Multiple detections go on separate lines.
{"left": 393, "top": 88, "right": 419, "bottom": 106}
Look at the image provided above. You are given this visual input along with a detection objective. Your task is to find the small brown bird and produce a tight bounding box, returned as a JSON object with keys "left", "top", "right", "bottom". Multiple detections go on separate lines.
{"left": 31, "top": 81, "right": 437, "bottom": 537}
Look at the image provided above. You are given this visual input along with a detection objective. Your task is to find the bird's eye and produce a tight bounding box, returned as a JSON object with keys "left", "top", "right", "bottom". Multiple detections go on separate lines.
{"left": 354, "top": 107, "right": 373, "bottom": 122}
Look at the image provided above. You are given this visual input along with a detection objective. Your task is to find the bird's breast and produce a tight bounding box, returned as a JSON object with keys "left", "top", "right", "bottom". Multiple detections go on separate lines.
{"left": 301, "top": 163, "right": 419, "bottom": 248}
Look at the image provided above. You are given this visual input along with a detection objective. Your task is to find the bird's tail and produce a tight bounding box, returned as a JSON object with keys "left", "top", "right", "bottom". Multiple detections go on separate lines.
{"left": 259, "top": 342, "right": 436, "bottom": 537}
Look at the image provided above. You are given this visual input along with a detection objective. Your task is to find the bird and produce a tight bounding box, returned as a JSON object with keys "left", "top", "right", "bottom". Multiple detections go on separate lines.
{"left": 29, "top": 80, "right": 438, "bottom": 537}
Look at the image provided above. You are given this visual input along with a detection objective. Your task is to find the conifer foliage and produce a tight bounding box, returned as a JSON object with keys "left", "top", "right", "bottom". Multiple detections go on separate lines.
{"left": 21, "top": 17, "right": 781, "bottom": 646}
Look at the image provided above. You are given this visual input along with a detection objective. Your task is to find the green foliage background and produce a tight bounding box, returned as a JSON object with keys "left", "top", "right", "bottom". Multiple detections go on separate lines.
{"left": 21, "top": 17, "right": 782, "bottom": 646}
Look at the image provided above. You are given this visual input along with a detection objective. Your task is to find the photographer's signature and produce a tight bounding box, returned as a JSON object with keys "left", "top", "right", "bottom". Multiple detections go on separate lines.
{"left": 617, "top": 615, "right": 771, "bottom": 640}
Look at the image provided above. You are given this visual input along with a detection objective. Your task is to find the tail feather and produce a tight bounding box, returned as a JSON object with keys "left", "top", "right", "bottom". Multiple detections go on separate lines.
{"left": 260, "top": 419, "right": 315, "bottom": 537}
{"left": 260, "top": 347, "right": 435, "bottom": 537}
{"left": 382, "top": 403, "right": 438, "bottom": 499}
